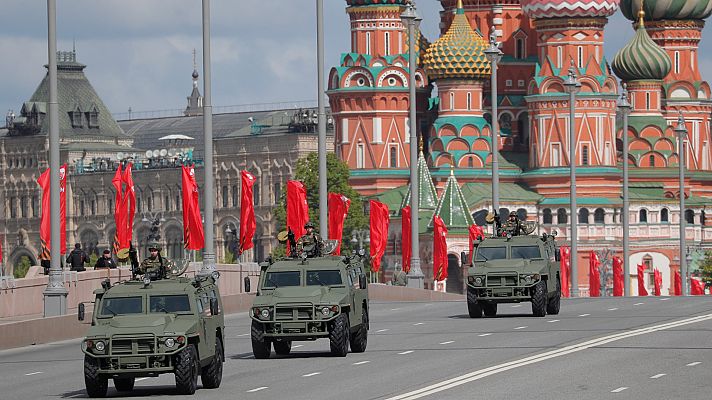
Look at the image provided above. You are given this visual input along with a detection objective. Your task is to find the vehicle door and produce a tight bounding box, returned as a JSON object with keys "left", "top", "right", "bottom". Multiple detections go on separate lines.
{"left": 197, "top": 290, "right": 217, "bottom": 360}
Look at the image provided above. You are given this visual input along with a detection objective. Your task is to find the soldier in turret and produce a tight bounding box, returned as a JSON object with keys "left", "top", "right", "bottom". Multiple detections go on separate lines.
{"left": 503, "top": 211, "right": 523, "bottom": 236}
{"left": 296, "top": 222, "right": 323, "bottom": 257}
{"left": 139, "top": 242, "right": 171, "bottom": 280}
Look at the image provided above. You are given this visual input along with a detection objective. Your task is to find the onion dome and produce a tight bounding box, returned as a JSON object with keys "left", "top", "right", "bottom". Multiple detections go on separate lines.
{"left": 346, "top": 0, "right": 409, "bottom": 5}
{"left": 612, "top": 8, "right": 671, "bottom": 81}
{"left": 422, "top": 0, "right": 490, "bottom": 80}
{"left": 620, "top": 0, "right": 712, "bottom": 21}
{"left": 521, "top": 0, "right": 620, "bottom": 19}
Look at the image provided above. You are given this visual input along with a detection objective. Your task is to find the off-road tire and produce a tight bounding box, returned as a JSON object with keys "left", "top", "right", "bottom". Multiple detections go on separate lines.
{"left": 349, "top": 306, "right": 368, "bottom": 353}
{"left": 546, "top": 278, "right": 561, "bottom": 315}
{"left": 201, "top": 338, "right": 223, "bottom": 389}
{"left": 273, "top": 340, "right": 292, "bottom": 356}
{"left": 531, "top": 281, "right": 547, "bottom": 317}
{"left": 467, "top": 288, "right": 483, "bottom": 318}
{"left": 482, "top": 302, "right": 497, "bottom": 317}
{"left": 251, "top": 320, "right": 271, "bottom": 359}
{"left": 329, "top": 313, "right": 350, "bottom": 357}
{"left": 84, "top": 355, "right": 108, "bottom": 398}
{"left": 113, "top": 377, "right": 135, "bottom": 392}
{"left": 174, "top": 344, "right": 199, "bottom": 395}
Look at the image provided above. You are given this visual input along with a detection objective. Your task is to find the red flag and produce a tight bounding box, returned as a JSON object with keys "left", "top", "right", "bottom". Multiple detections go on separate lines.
{"left": 674, "top": 271, "right": 682, "bottom": 296}
{"left": 653, "top": 268, "right": 662, "bottom": 296}
{"left": 182, "top": 165, "right": 204, "bottom": 250}
{"left": 38, "top": 165, "right": 68, "bottom": 256}
{"left": 691, "top": 278, "right": 705, "bottom": 295}
{"left": 369, "top": 200, "right": 389, "bottom": 273}
{"left": 560, "top": 246, "right": 570, "bottom": 298}
{"left": 328, "top": 193, "right": 351, "bottom": 255}
{"left": 120, "top": 163, "right": 136, "bottom": 248}
{"left": 401, "top": 206, "right": 411, "bottom": 273}
{"left": 589, "top": 251, "right": 600, "bottom": 297}
{"left": 637, "top": 264, "right": 648, "bottom": 296}
{"left": 112, "top": 163, "right": 126, "bottom": 250}
{"left": 239, "top": 170, "right": 256, "bottom": 255}
{"left": 433, "top": 215, "right": 449, "bottom": 281}
{"left": 468, "top": 225, "right": 484, "bottom": 264}
{"left": 612, "top": 256, "right": 624, "bottom": 297}
{"left": 286, "top": 180, "right": 309, "bottom": 254}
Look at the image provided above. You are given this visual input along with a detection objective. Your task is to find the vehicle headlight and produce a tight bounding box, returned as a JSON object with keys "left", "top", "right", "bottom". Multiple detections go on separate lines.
{"left": 321, "top": 306, "right": 330, "bottom": 316}
{"left": 94, "top": 341, "right": 105, "bottom": 352}
{"left": 522, "top": 275, "right": 533, "bottom": 284}
{"left": 143, "top": 276, "right": 151, "bottom": 286}
{"left": 164, "top": 338, "right": 176, "bottom": 348}
{"left": 260, "top": 309, "right": 270, "bottom": 320}
{"left": 474, "top": 277, "right": 483, "bottom": 286}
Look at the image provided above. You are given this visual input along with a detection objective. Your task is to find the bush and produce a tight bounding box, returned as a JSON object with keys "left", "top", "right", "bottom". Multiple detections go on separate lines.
{"left": 13, "top": 256, "right": 32, "bottom": 278}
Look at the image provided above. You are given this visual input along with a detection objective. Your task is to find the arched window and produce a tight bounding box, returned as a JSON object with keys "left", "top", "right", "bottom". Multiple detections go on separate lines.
{"left": 542, "top": 208, "right": 552, "bottom": 224}
{"left": 450, "top": 92, "right": 455, "bottom": 111}
{"left": 222, "top": 185, "right": 228, "bottom": 207}
{"left": 594, "top": 208, "right": 605, "bottom": 224}
{"left": 639, "top": 209, "right": 648, "bottom": 223}
{"left": 557, "top": 208, "right": 568, "bottom": 224}
{"left": 649, "top": 154, "right": 655, "bottom": 167}
{"left": 390, "top": 146, "right": 397, "bottom": 167}
{"left": 582, "top": 145, "right": 589, "bottom": 166}
{"left": 466, "top": 92, "right": 472, "bottom": 110}
{"left": 499, "top": 208, "right": 510, "bottom": 219}
{"left": 165, "top": 195, "right": 171, "bottom": 211}
{"left": 232, "top": 185, "right": 238, "bottom": 207}
{"left": 473, "top": 209, "right": 489, "bottom": 226}
{"left": 254, "top": 180, "right": 261, "bottom": 206}
{"left": 685, "top": 209, "right": 695, "bottom": 224}
{"left": 517, "top": 208, "right": 527, "bottom": 220}
{"left": 578, "top": 208, "right": 590, "bottom": 224}
{"left": 701, "top": 210, "right": 706, "bottom": 226}
{"left": 274, "top": 182, "right": 281, "bottom": 204}
{"left": 515, "top": 38, "right": 525, "bottom": 59}
{"left": 661, "top": 207, "right": 669, "bottom": 223}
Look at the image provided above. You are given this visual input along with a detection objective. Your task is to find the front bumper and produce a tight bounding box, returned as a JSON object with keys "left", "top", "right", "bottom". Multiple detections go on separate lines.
{"left": 250, "top": 303, "right": 340, "bottom": 338}
{"left": 82, "top": 334, "right": 185, "bottom": 374}
{"left": 467, "top": 280, "right": 539, "bottom": 303}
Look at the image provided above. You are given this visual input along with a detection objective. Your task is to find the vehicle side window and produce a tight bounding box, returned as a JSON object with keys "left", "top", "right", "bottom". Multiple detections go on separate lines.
{"left": 199, "top": 293, "right": 211, "bottom": 316}
{"left": 209, "top": 289, "right": 221, "bottom": 313}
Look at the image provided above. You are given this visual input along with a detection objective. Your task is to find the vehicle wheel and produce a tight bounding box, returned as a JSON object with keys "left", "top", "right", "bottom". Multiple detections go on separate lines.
{"left": 329, "top": 313, "right": 350, "bottom": 357}
{"left": 546, "top": 278, "right": 561, "bottom": 315}
{"left": 174, "top": 344, "right": 199, "bottom": 395}
{"left": 482, "top": 302, "right": 497, "bottom": 317}
{"left": 113, "top": 377, "right": 135, "bottom": 392}
{"left": 251, "top": 320, "right": 271, "bottom": 359}
{"left": 84, "top": 355, "right": 108, "bottom": 398}
{"left": 349, "top": 306, "right": 368, "bottom": 353}
{"left": 201, "top": 337, "right": 223, "bottom": 389}
{"left": 531, "top": 281, "right": 547, "bottom": 317}
{"left": 467, "top": 288, "right": 482, "bottom": 318}
{"left": 273, "top": 340, "right": 292, "bottom": 356}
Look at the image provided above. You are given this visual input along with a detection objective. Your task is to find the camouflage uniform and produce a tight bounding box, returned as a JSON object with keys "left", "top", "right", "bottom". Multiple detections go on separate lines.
{"left": 297, "top": 232, "right": 323, "bottom": 257}
{"left": 502, "top": 214, "right": 523, "bottom": 236}
{"left": 392, "top": 268, "right": 407, "bottom": 286}
{"left": 139, "top": 243, "right": 171, "bottom": 278}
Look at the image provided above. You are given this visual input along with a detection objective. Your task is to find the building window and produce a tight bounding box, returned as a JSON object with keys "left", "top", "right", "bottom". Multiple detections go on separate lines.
{"left": 466, "top": 92, "right": 472, "bottom": 111}
{"left": 674, "top": 51, "right": 680, "bottom": 74}
{"left": 515, "top": 38, "right": 525, "bottom": 59}
{"left": 517, "top": 208, "right": 527, "bottom": 220}
{"left": 71, "top": 109, "right": 83, "bottom": 128}
{"left": 384, "top": 32, "right": 391, "bottom": 56}
{"left": 594, "top": 208, "right": 605, "bottom": 224}
{"left": 649, "top": 154, "right": 655, "bottom": 167}
{"left": 646, "top": 92, "right": 651, "bottom": 109}
{"left": 661, "top": 207, "right": 669, "bottom": 223}
{"left": 506, "top": 80, "right": 512, "bottom": 87}
{"left": 518, "top": 80, "right": 525, "bottom": 87}
{"left": 20, "top": 196, "right": 27, "bottom": 218}
{"left": 365, "top": 32, "right": 371, "bottom": 55}
{"left": 468, "top": 157, "right": 473, "bottom": 168}
{"left": 542, "top": 208, "right": 552, "bottom": 224}
{"left": 582, "top": 145, "right": 589, "bottom": 166}
{"left": 577, "top": 46, "right": 583, "bottom": 68}
{"left": 557, "top": 46, "right": 563, "bottom": 68}
{"left": 551, "top": 143, "right": 561, "bottom": 167}
{"left": 578, "top": 208, "right": 590, "bottom": 224}
{"left": 685, "top": 209, "right": 695, "bottom": 224}
{"left": 32, "top": 196, "right": 39, "bottom": 217}
{"left": 557, "top": 208, "right": 568, "bottom": 224}
{"left": 222, "top": 186, "right": 228, "bottom": 207}
{"left": 274, "top": 182, "right": 281, "bottom": 204}
{"left": 450, "top": 92, "right": 455, "bottom": 111}
{"left": 137, "top": 197, "right": 142, "bottom": 213}
{"left": 390, "top": 146, "right": 397, "bottom": 167}
{"left": 639, "top": 209, "right": 648, "bottom": 223}
{"left": 147, "top": 194, "right": 153, "bottom": 211}
{"left": 254, "top": 181, "right": 261, "bottom": 206}
{"left": 175, "top": 195, "right": 181, "bottom": 211}
{"left": 356, "top": 143, "right": 365, "bottom": 169}
{"left": 87, "top": 110, "right": 99, "bottom": 128}
{"left": 232, "top": 185, "right": 238, "bottom": 207}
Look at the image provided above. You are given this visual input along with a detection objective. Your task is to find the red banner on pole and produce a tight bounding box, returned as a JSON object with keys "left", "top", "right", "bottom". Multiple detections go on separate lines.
{"left": 560, "top": 246, "right": 570, "bottom": 298}
{"left": 328, "top": 193, "right": 350, "bottom": 256}
{"left": 369, "top": 200, "right": 389, "bottom": 273}
{"left": 111, "top": 164, "right": 125, "bottom": 252}
{"left": 637, "top": 264, "right": 648, "bottom": 296}
{"left": 612, "top": 256, "right": 624, "bottom": 297}
{"left": 401, "top": 206, "right": 411, "bottom": 273}
{"left": 38, "top": 164, "right": 67, "bottom": 256}
{"left": 653, "top": 268, "right": 662, "bottom": 296}
{"left": 468, "top": 225, "right": 484, "bottom": 264}
{"left": 182, "top": 165, "right": 204, "bottom": 250}
{"left": 120, "top": 163, "right": 135, "bottom": 247}
{"left": 691, "top": 278, "right": 705, "bottom": 295}
{"left": 589, "top": 251, "right": 600, "bottom": 297}
{"left": 239, "top": 171, "right": 256, "bottom": 255}
{"left": 286, "top": 180, "right": 309, "bottom": 254}
{"left": 674, "top": 271, "right": 682, "bottom": 296}
{"left": 433, "top": 215, "right": 448, "bottom": 281}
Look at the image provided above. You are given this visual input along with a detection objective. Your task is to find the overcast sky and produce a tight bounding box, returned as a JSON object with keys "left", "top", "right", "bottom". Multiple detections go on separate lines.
{"left": 2, "top": 1, "right": 712, "bottom": 120}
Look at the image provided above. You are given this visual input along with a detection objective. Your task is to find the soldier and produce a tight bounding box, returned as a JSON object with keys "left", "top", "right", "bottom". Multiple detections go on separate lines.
{"left": 392, "top": 262, "right": 407, "bottom": 286}
{"left": 296, "top": 221, "right": 323, "bottom": 257}
{"left": 503, "top": 211, "right": 523, "bottom": 236}
{"left": 139, "top": 242, "right": 170, "bottom": 280}
{"left": 94, "top": 249, "right": 117, "bottom": 269}
{"left": 66, "top": 243, "right": 89, "bottom": 272}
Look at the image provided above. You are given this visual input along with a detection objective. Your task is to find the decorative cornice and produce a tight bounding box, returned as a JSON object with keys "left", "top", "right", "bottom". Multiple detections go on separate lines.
{"left": 533, "top": 16, "right": 609, "bottom": 29}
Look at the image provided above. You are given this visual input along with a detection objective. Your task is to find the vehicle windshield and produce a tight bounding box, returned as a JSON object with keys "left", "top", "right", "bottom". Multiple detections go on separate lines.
{"left": 100, "top": 296, "right": 143, "bottom": 316}
{"left": 306, "top": 270, "right": 343, "bottom": 286}
{"left": 511, "top": 245, "right": 543, "bottom": 259}
{"left": 263, "top": 271, "right": 301, "bottom": 288}
{"left": 475, "top": 247, "right": 507, "bottom": 261}
{"left": 149, "top": 294, "right": 191, "bottom": 313}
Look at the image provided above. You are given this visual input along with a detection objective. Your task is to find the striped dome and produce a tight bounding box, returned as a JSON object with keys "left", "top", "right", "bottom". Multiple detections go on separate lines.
{"left": 620, "top": 0, "right": 712, "bottom": 21}
{"left": 612, "top": 10, "right": 671, "bottom": 81}
{"left": 422, "top": 1, "right": 490, "bottom": 80}
{"left": 521, "top": 0, "right": 620, "bottom": 19}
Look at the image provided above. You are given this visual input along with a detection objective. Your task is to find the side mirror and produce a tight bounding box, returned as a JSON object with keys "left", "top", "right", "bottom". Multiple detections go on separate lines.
{"left": 555, "top": 249, "right": 561, "bottom": 262}
{"left": 461, "top": 251, "right": 469, "bottom": 267}
{"left": 209, "top": 297, "right": 219, "bottom": 316}
{"left": 78, "top": 303, "right": 85, "bottom": 321}
{"left": 244, "top": 276, "right": 251, "bottom": 293}
{"left": 359, "top": 274, "right": 367, "bottom": 290}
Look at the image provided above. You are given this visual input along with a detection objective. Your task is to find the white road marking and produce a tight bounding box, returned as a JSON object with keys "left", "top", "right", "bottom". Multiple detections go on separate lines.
{"left": 660, "top": 298, "right": 670, "bottom": 301}
{"left": 439, "top": 341, "right": 454, "bottom": 345}
{"left": 247, "top": 387, "right": 268, "bottom": 393}
{"left": 608, "top": 308, "right": 618, "bottom": 311}
{"left": 650, "top": 373, "right": 666, "bottom": 379}
{"left": 510, "top": 305, "right": 522, "bottom": 308}
{"left": 24, "top": 372, "right": 43, "bottom": 376}
{"left": 376, "top": 329, "right": 390, "bottom": 333}
{"left": 611, "top": 387, "right": 628, "bottom": 393}
{"left": 384, "top": 313, "right": 712, "bottom": 400}
{"left": 634, "top": 302, "right": 645, "bottom": 306}
{"left": 240, "top": 355, "right": 254, "bottom": 359}
{"left": 579, "top": 314, "right": 590, "bottom": 317}
{"left": 302, "top": 372, "right": 321, "bottom": 377}
{"left": 478, "top": 333, "right": 492, "bottom": 337}
{"left": 413, "top": 322, "right": 425, "bottom": 326}
{"left": 136, "top": 377, "right": 151, "bottom": 382}
{"left": 687, "top": 362, "right": 701, "bottom": 366}
{"left": 292, "top": 344, "right": 304, "bottom": 348}
{"left": 514, "top": 326, "right": 527, "bottom": 330}
{"left": 353, "top": 361, "right": 370, "bottom": 365}
{"left": 237, "top": 333, "right": 250, "bottom": 337}
{"left": 398, "top": 350, "right": 414, "bottom": 355}
{"left": 548, "top": 319, "right": 559, "bottom": 323}
{"left": 391, "top": 308, "right": 401, "bottom": 311}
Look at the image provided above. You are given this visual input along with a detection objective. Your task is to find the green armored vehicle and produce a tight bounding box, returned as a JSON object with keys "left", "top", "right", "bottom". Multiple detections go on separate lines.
{"left": 466, "top": 232, "right": 561, "bottom": 318}
{"left": 79, "top": 260, "right": 225, "bottom": 398}
{"left": 246, "top": 236, "right": 369, "bottom": 358}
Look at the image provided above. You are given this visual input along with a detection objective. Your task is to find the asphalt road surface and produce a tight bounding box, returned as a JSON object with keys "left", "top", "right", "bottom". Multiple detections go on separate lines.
{"left": 0, "top": 297, "right": 710, "bottom": 400}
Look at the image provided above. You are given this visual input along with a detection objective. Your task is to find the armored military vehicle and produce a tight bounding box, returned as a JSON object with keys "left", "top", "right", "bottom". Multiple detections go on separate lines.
{"left": 78, "top": 262, "right": 225, "bottom": 398}
{"left": 246, "top": 237, "right": 369, "bottom": 358}
{"left": 466, "top": 232, "right": 561, "bottom": 318}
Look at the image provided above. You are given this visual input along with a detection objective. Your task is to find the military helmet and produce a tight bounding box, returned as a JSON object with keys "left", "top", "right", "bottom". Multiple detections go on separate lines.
{"left": 148, "top": 241, "right": 162, "bottom": 251}
{"left": 509, "top": 211, "right": 517, "bottom": 217}
{"left": 304, "top": 221, "right": 315, "bottom": 229}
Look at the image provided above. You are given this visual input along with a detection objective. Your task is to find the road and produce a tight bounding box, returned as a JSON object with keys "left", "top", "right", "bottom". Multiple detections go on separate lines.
{"left": 0, "top": 297, "right": 710, "bottom": 399}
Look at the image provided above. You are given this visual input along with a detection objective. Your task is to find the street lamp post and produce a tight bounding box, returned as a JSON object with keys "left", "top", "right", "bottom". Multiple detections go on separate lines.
{"left": 674, "top": 112, "right": 688, "bottom": 296}
{"left": 316, "top": 0, "right": 328, "bottom": 238}
{"left": 563, "top": 61, "right": 581, "bottom": 297}
{"left": 484, "top": 28, "right": 503, "bottom": 213}
{"left": 200, "top": 0, "right": 216, "bottom": 275}
{"left": 401, "top": 2, "right": 424, "bottom": 288}
{"left": 617, "top": 83, "right": 632, "bottom": 296}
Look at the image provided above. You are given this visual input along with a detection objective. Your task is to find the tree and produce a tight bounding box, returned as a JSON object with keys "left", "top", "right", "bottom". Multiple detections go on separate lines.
{"left": 700, "top": 251, "right": 712, "bottom": 284}
{"left": 13, "top": 256, "right": 32, "bottom": 278}
{"left": 272, "top": 152, "right": 368, "bottom": 257}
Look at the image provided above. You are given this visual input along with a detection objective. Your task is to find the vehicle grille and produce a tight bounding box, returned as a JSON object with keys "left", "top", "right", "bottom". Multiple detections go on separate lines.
{"left": 486, "top": 275, "right": 518, "bottom": 287}
{"left": 275, "top": 306, "right": 313, "bottom": 321}
{"left": 110, "top": 337, "right": 155, "bottom": 355}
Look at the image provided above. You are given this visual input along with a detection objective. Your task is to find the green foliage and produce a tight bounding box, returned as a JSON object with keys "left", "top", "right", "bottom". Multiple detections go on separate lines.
{"left": 89, "top": 253, "right": 99, "bottom": 268}
{"left": 272, "top": 152, "right": 368, "bottom": 258}
{"left": 223, "top": 249, "right": 235, "bottom": 264}
{"left": 700, "top": 251, "right": 712, "bottom": 283}
{"left": 13, "top": 256, "right": 32, "bottom": 278}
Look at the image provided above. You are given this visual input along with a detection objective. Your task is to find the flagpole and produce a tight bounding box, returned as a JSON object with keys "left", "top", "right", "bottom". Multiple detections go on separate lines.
{"left": 316, "top": 0, "right": 328, "bottom": 238}
{"left": 200, "top": 0, "right": 216, "bottom": 274}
